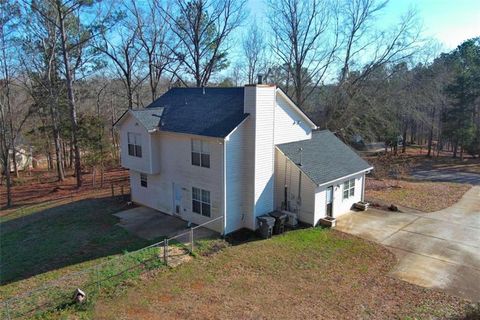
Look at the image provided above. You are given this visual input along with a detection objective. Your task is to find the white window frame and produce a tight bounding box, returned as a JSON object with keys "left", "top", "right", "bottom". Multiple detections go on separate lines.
{"left": 191, "top": 139, "right": 210, "bottom": 168}
{"left": 140, "top": 173, "right": 148, "bottom": 188}
{"left": 127, "top": 132, "right": 142, "bottom": 158}
{"left": 343, "top": 179, "right": 355, "bottom": 200}
{"left": 192, "top": 187, "right": 211, "bottom": 217}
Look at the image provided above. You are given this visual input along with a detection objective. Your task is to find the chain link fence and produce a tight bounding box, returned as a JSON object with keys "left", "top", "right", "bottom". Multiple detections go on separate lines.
{"left": 0, "top": 216, "right": 223, "bottom": 319}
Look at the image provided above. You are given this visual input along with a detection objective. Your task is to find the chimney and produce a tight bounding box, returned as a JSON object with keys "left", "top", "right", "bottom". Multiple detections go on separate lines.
{"left": 257, "top": 74, "right": 263, "bottom": 85}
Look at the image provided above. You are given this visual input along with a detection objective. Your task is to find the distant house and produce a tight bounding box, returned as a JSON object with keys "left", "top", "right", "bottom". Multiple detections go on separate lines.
{"left": 114, "top": 84, "right": 372, "bottom": 234}
{"left": 3, "top": 145, "right": 33, "bottom": 173}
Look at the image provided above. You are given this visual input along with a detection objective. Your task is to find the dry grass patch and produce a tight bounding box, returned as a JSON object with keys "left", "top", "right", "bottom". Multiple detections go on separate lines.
{"left": 93, "top": 228, "right": 468, "bottom": 320}
{"left": 365, "top": 178, "right": 471, "bottom": 212}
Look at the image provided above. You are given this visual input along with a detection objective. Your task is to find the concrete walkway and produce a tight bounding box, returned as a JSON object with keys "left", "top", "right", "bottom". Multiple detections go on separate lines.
{"left": 336, "top": 186, "right": 480, "bottom": 301}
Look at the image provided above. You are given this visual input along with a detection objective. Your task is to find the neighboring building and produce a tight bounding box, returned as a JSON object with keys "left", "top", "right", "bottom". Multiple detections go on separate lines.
{"left": 114, "top": 84, "right": 372, "bottom": 234}
{"left": 4, "top": 146, "right": 33, "bottom": 173}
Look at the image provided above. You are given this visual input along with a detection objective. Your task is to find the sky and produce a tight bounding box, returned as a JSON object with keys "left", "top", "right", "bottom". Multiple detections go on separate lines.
{"left": 246, "top": 0, "right": 480, "bottom": 50}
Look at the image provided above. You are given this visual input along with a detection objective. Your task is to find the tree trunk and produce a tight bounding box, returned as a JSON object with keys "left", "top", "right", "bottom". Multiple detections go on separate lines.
{"left": 427, "top": 106, "right": 436, "bottom": 158}
{"left": 57, "top": 3, "right": 82, "bottom": 187}
{"left": 11, "top": 145, "right": 18, "bottom": 177}
{"left": 49, "top": 105, "right": 65, "bottom": 181}
{"left": 4, "top": 154, "right": 12, "bottom": 207}
{"left": 453, "top": 140, "right": 458, "bottom": 158}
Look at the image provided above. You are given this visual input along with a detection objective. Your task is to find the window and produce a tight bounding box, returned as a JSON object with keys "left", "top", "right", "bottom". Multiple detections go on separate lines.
{"left": 191, "top": 139, "right": 210, "bottom": 168}
{"left": 140, "top": 173, "right": 147, "bottom": 187}
{"left": 192, "top": 187, "right": 211, "bottom": 217}
{"left": 127, "top": 132, "right": 142, "bottom": 158}
{"left": 343, "top": 179, "right": 355, "bottom": 199}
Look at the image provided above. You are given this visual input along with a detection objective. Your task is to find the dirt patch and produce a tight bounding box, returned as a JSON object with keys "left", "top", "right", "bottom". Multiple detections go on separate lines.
{"left": 365, "top": 177, "right": 471, "bottom": 212}
{"left": 0, "top": 167, "right": 129, "bottom": 213}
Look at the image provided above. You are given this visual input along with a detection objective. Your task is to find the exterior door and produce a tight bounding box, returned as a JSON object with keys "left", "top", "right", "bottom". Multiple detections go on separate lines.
{"left": 173, "top": 183, "right": 183, "bottom": 216}
{"left": 326, "top": 186, "right": 333, "bottom": 217}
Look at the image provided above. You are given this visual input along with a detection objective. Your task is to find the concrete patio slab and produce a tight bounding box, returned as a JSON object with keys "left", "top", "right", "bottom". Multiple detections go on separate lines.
{"left": 114, "top": 206, "right": 218, "bottom": 241}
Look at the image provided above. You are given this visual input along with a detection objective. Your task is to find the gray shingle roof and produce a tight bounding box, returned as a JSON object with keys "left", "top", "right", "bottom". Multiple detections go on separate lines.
{"left": 132, "top": 87, "right": 247, "bottom": 137}
{"left": 130, "top": 108, "right": 164, "bottom": 131}
{"left": 277, "top": 130, "right": 373, "bottom": 185}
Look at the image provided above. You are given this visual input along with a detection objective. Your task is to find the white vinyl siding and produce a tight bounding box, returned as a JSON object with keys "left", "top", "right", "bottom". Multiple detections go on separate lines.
{"left": 119, "top": 115, "right": 154, "bottom": 174}
{"left": 128, "top": 131, "right": 224, "bottom": 233}
{"left": 243, "top": 85, "right": 276, "bottom": 229}
{"left": 274, "top": 148, "right": 316, "bottom": 225}
{"left": 274, "top": 94, "right": 312, "bottom": 145}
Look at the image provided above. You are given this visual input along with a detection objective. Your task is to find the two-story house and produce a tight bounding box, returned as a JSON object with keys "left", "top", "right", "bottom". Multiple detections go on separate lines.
{"left": 114, "top": 83, "right": 372, "bottom": 234}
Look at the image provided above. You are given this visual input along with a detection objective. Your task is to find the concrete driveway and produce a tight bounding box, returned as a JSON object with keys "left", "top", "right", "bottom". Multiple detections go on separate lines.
{"left": 336, "top": 186, "right": 480, "bottom": 301}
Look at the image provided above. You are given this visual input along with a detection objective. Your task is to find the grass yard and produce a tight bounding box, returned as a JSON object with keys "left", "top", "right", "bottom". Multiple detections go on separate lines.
{"left": 90, "top": 228, "right": 469, "bottom": 320}
{"left": 365, "top": 178, "right": 471, "bottom": 212}
{"left": 0, "top": 194, "right": 165, "bottom": 317}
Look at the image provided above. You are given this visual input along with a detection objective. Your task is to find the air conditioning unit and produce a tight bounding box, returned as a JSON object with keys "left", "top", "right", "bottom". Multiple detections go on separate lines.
{"left": 282, "top": 210, "right": 298, "bottom": 227}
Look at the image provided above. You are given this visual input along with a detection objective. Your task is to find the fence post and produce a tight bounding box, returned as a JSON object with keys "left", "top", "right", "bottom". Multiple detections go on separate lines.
{"left": 163, "top": 239, "right": 168, "bottom": 265}
{"left": 190, "top": 228, "right": 194, "bottom": 253}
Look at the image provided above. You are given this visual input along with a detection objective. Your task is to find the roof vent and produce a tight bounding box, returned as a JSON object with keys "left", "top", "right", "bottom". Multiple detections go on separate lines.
{"left": 202, "top": 86, "right": 205, "bottom": 95}
{"left": 257, "top": 74, "right": 263, "bottom": 85}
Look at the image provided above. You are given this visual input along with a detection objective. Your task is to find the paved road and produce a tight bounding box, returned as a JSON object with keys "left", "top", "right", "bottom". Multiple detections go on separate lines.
{"left": 411, "top": 168, "right": 480, "bottom": 185}
{"left": 336, "top": 186, "right": 480, "bottom": 301}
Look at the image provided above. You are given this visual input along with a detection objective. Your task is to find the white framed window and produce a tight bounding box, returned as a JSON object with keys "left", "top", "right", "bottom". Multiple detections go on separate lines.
{"left": 191, "top": 139, "right": 210, "bottom": 168}
{"left": 127, "top": 132, "right": 142, "bottom": 158}
{"left": 140, "top": 173, "right": 147, "bottom": 188}
{"left": 192, "top": 187, "right": 211, "bottom": 217}
{"left": 343, "top": 179, "right": 355, "bottom": 199}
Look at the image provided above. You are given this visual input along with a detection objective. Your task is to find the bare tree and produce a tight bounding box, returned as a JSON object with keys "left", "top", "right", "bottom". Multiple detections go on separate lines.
{"left": 166, "top": 0, "right": 247, "bottom": 87}
{"left": 338, "top": 0, "right": 388, "bottom": 84}
{"left": 1, "top": 0, "right": 31, "bottom": 206}
{"left": 242, "top": 23, "right": 267, "bottom": 84}
{"left": 268, "top": 0, "right": 340, "bottom": 108}
{"left": 95, "top": 10, "right": 145, "bottom": 110}
{"left": 21, "top": 2, "right": 66, "bottom": 181}
{"left": 131, "top": 0, "right": 175, "bottom": 101}
{"left": 326, "top": 4, "right": 424, "bottom": 136}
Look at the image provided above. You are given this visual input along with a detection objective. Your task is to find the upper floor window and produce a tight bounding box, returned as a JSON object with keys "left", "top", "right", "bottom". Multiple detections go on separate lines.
{"left": 192, "top": 187, "right": 211, "bottom": 217}
{"left": 128, "top": 132, "right": 142, "bottom": 158}
{"left": 191, "top": 139, "right": 210, "bottom": 168}
{"left": 343, "top": 179, "right": 355, "bottom": 199}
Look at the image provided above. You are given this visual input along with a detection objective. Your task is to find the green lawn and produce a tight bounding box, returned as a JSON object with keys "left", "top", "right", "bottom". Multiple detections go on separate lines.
{"left": 0, "top": 196, "right": 166, "bottom": 319}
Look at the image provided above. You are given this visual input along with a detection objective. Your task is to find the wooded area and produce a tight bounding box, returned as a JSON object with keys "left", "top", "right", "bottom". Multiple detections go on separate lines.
{"left": 1, "top": 0, "right": 479, "bottom": 207}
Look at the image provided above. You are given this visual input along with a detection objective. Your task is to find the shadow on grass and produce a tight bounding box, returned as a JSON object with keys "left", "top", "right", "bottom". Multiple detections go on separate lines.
{"left": 0, "top": 196, "right": 156, "bottom": 285}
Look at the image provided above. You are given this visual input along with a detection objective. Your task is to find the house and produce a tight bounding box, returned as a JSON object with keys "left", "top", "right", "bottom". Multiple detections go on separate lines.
{"left": 114, "top": 84, "right": 372, "bottom": 234}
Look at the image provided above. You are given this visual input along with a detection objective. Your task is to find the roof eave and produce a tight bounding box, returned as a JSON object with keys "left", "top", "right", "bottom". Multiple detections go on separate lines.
{"left": 316, "top": 166, "right": 374, "bottom": 188}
